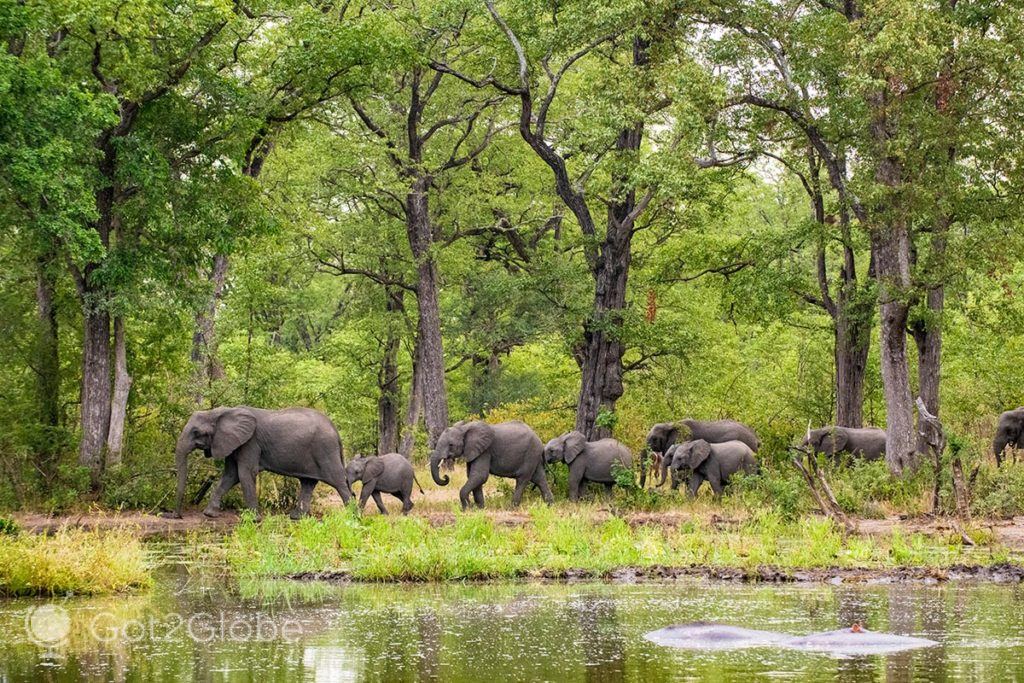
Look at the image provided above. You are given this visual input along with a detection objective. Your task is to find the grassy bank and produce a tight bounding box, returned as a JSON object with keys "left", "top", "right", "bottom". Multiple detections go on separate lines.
{"left": 0, "top": 526, "right": 152, "bottom": 596}
{"left": 224, "top": 506, "right": 1014, "bottom": 582}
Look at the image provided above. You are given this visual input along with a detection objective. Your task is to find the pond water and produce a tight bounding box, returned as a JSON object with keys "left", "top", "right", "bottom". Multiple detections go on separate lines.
{"left": 2, "top": 560, "right": 1024, "bottom": 681}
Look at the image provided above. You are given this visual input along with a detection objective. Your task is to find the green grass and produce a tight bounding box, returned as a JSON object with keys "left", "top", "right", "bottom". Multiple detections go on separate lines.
{"left": 0, "top": 528, "right": 152, "bottom": 596}
{"left": 224, "top": 506, "right": 1009, "bottom": 582}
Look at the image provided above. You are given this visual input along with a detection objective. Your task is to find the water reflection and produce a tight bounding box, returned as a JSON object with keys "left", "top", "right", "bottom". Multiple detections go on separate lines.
{"left": 1, "top": 573, "right": 1024, "bottom": 682}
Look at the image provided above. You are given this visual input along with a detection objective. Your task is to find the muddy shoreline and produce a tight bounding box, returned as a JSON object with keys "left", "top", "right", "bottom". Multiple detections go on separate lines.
{"left": 287, "top": 562, "right": 1024, "bottom": 585}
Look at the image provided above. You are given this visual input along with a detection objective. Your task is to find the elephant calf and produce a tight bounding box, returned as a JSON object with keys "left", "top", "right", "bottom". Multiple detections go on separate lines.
{"left": 803, "top": 426, "right": 886, "bottom": 462}
{"left": 544, "top": 431, "right": 633, "bottom": 501}
{"left": 646, "top": 419, "right": 761, "bottom": 489}
{"left": 667, "top": 439, "right": 757, "bottom": 498}
{"left": 347, "top": 453, "right": 423, "bottom": 515}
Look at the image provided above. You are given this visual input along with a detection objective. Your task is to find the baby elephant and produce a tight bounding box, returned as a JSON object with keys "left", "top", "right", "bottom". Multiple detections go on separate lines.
{"left": 544, "top": 431, "right": 633, "bottom": 501}
{"left": 668, "top": 439, "right": 757, "bottom": 498}
{"left": 347, "top": 453, "right": 423, "bottom": 515}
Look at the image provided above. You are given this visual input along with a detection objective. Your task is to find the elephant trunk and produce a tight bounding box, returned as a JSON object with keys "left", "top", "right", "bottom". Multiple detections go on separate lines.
{"left": 173, "top": 435, "right": 191, "bottom": 518}
{"left": 993, "top": 433, "right": 1009, "bottom": 465}
{"left": 656, "top": 454, "right": 671, "bottom": 488}
{"left": 430, "top": 453, "right": 449, "bottom": 486}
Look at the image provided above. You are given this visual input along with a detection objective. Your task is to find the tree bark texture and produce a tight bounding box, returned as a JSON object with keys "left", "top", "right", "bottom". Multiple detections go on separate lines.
{"left": 33, "top": 252, "right": 60, "bottom": 477}
{"left": 377, "top": 289, "right": 403, "bottom": 454}
{"left": 406, "top": 175, "right": 449, "bottom": 447}
{"left": 105, "top": 316, "right": 132, "bottom": 465}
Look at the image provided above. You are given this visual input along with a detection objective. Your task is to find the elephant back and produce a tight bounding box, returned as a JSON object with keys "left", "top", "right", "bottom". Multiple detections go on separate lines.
{"left": 686, "top": 419, "right": 761, "bottom": 452}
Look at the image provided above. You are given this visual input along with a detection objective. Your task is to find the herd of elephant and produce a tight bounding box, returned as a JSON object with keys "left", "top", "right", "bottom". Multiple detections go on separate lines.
{"left": 168, "top": 406, "right": 1024, "bottom": 518}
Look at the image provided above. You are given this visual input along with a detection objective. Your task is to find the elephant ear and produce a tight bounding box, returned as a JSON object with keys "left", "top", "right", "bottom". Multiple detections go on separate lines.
{"left": 689, "top": 440, "right": 712, "bottom": 470}
{"left": 666, "top": 444, "right": 680, "bottom": 468}
{"left": 563, "top": 431, "right": 587, "bottom": 464}
{"left": 822, "top": 428, "right": 848, "bottom": 454}
{"left": 364, "top": 457, "right": 385, "bottom": 481}
{"left": 211, "top": 408, "right": 257, "bottom": 459}
{"left": 462, "top": 422, "right": 494, "bottom": 462}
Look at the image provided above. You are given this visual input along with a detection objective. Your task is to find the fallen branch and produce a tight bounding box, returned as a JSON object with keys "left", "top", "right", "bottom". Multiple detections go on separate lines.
{"left": 916, "top": 397, "right": 974, "bottom": 546}
{"left": 788, "top": 446, "right": 856, "bottom": 533}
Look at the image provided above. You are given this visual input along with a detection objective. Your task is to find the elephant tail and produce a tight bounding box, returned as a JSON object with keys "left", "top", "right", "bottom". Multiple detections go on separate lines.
{"left": 413, "top": 473, "right": 426, "bottom": 495}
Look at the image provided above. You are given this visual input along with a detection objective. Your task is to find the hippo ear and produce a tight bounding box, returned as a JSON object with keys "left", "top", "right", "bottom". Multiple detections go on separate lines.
{"left": 563, "top": 431, "right": 587, "bottom": 464}
{"left": 462, "top": 422, "right": 494, "bottom": 462}
{"left": 211, "top": 408, "right": 256, "bottom": 459}
{"left": 690, "top": 440, "right": 712, "bottom": 469}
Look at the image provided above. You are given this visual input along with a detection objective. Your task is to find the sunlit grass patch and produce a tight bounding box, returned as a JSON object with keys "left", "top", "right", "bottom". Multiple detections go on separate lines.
{"left": 225, "top": 506, "right": 1012, "bottom": 582}
{"left": 0, "top": 528, "right": 151, "bottom": 596}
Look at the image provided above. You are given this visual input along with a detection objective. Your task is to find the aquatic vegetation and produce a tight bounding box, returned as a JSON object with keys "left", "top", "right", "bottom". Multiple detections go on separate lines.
{"left": 0, "top": 528, "right": 151, "bottom": 596}
{"left": 225, "top": 506, "right": 1009, "bottom": 581}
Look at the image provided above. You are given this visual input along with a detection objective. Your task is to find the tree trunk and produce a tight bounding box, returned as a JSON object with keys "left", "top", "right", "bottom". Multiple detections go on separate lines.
{"left": 190, "top": 253, "right": 229, "bottom": 404}
{"left": 873, "top": 222, "right": 917, "bottom": 474}
{"left": 79, "top": 302, "right": 111, "bottom": 482}
{"left": 834, "top": 311, "right": 870, "bottom": 428}
{"left": 399, "top": 340, "right": 424, "bottom": 458}
{"left": 866, "top": 81, "right": 917, "bottom": 474}
{"left": 406, "top": 175, "right": 449, "bottom": 446}
{"left": 105, "top": 316, "right": 132, "bottom": 465}
{"left": 34, "top": 252, "right": 60, "bottom": 478}
{"left": 575, "top": 229, "right": 632, "bottom": 439}
{"left": 377, "top": 289, "right": 403, "bottom": 454}
{"left": 574, "top": 38, "right": 647, "bottom": 439}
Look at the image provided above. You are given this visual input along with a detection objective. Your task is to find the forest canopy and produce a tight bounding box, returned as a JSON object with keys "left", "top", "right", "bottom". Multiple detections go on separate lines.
{"left": 1, "top": 0, "right": 1023, "bottom": 509}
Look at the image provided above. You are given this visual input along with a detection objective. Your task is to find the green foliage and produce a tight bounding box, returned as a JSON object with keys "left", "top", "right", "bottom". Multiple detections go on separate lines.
{"left": 0, "top": 529, "right": 151, "bottom": 596}
{"left": 971, "top": 465, "right": 1024, "bottom": 519}
{"left": 225, "top": 506, "right": 1000, "bottom": 581}
{"left": 0, "top": 517, "right": 19, "bottom": 536}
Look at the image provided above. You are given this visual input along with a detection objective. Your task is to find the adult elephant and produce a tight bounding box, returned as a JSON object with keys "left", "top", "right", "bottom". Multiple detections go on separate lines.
{"left": 544, "top": 431, "right": 633, "bottom": 501}
{"left": 645, "top": 419, "right": 760, "bottom": 488}
{"left": 667, "top": 439, "right": 758, "bottom": 497}
{"left": 168, "top": 406, "right": 352, "bottom": 519}
{"left": 802, "top": 426, "right": 887, "bottom": 462}
{"left": 993, "top": 408, "right": 1024, "bottom": 466}
{"left": 430, "top": 420, "right": 553, "bottom": 510}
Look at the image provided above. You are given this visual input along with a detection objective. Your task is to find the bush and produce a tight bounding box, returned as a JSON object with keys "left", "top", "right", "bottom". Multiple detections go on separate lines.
{"left": 831, "top": 459, "right": 930, "bottom": 516}
{"left": 971, "top": 464, "right": 1024, "bottom": 518}
{"left": 731, "top": 467, "right": 809, "bottom": 521}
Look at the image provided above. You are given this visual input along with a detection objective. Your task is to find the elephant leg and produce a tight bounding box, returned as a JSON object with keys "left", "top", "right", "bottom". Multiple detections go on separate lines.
{"left": 511, "top": 477, "right": 530, "bottom": 507}
{"left": 461, "top": 463, "right": 488, "bottom": 510}
{"left": 708, "top": 473, "right": 725, "bottom": 497}
{"left": 687, "top": 472, "right": 704, "bottom": 498}
{"left": 604, "top": 482, "right": 614, "bottom": 499}
{"left": 357, "top": 482, "right": 374, "bottom": 512}
{"left": 290, "top": 478, "right": 317, "bottom": 520}
{"left": 372, "top": 491, "right": 388, "bottom": 515}
{"left": 396, "top": 491, "right": 413, "bottom": 515}
{"left": 531, "top": 467, "right": 554, "bottom": 505}
{"left": 205, "top": 458, "right": 239, "bottom": 517}
{"left": 670, "top": 468, "right": 682, "bottom": 491}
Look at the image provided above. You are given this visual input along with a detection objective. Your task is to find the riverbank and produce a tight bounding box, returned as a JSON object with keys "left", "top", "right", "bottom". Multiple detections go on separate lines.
{"left": 223, "top": 506, "right": 1022, "bottom": 583}
{"left": 0, "top": 527, "right": 151, "bottom": 597}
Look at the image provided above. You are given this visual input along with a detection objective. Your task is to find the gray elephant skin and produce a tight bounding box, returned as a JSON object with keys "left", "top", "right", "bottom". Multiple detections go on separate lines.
{"left": 347, "top": 452, "right": 422, "bottom": 515}
{"left": 171, "top": 406, "right": 352, "bottom": 519}
{"left": 993, "top": 408, "right": 1024, "bottom": 465}
{"left": 544, "top": 431, "right": 633, "bottom": 501}
{"left": 667, "top": 439, "right": 757, "bottom": 497}
{"left": 803, "top": 426, "right": 886, "bottom": 461}
{"left": 430, "top": 420, "right": 554, "bottom": 510}
{"left": 646, "top": 419, "right": 760, "bottom": 488}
